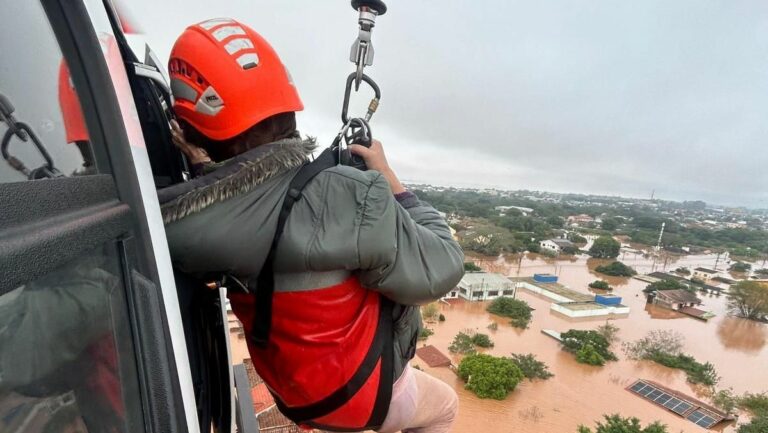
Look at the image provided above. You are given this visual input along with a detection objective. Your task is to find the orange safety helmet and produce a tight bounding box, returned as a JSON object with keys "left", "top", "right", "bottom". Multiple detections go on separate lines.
{"left": 58, "top": 61, "right": 89, "bottom": 143}
{"left": 169, "top": 18, "right": 303, "bottom": 141}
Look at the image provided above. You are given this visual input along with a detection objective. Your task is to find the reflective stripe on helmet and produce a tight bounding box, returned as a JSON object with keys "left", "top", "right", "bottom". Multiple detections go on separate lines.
{"left": 224, "top": 38, "right": 254, "bottom": 55}
{"left": 212, "top": 25, "right": 246, "bottom": 41}
{"left": 199, "top": 18, "right": 235, "bottom": 30}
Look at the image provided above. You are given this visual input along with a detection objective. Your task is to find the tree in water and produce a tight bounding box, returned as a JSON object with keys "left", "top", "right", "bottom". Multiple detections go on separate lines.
{"left": 418, "top": 328, "right": 434, "bottom": 341}
{"left": 457, "top": 354, "right": 524, "bottom": 400}
{"left": 589, "top": 280, "right": 612, "bottom": 291}
{"left": 471, "top": 333, "right": 494, "bottom": 348}
{"left": 738, "top": 414, "right": 768, "bottom": 433}
{"left": 464, "top": 261, "right": 482, "bottom": 272}
{"left": 510, "top": 353, "right": 554, "bottom": 380}
{"left": 588, "top": 236, "right": 621, "bottom": 259}
{"left": 576, "top": 344, "right": 606, "bottom": 366}
{"left": 644, "top": 278, "right": 692, "bottom": 293}
{"left": 623, "top": 330, "right": 719, "bottom": 387}
{"left": 487, "top": 297, "right": 533, "bottom": 329}
{"left": 595, "top": 261, "right": 637, "bottom": 277}
{"left": 561, "top": 329, "right": 618, "bottom": 364}
{"left": 421, "top": 302, "right": 440, "bottom": 322}
{"left": 596, "top": 322, "right": 620, "bottom": 344}
{"left": 577, "top": 414, "right": 668, "bottom": 433}
{"left": 448, "top": 332, "right": 476, "bottom": 355}
{"left": 728, "top": 281, "right": 768, "bottom": 321}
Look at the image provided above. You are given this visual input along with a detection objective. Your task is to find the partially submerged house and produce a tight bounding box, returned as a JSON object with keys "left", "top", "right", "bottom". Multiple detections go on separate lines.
{"left": 456, "top": 272, "right": 516, "bottom": 301}
{"left": 416, "top": 345, "right": 453, "bottom": 368}
{"left": 692, "top": 267, "right": 717, "bottom": 282}
{"left": 539, "top": 238, "right": 576, "bottom": 254}
{"left": 627, "top": 379, "right": 733, "bottom": 429}
{"left": 514, "top": 277, "right": 630, "bottom": 318}
{"left": 647, "top": 289, "right": 702, "bottom": 311}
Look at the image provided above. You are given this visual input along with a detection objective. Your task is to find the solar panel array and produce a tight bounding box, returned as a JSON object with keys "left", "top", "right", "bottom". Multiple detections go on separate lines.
{"left": 628, "top": 381, "right": 719, "bottom": 429}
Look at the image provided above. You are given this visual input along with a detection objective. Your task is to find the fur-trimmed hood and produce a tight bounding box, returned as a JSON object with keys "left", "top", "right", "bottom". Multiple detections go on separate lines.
{"left": 159, "top": 136, "right": 316, "bottom": 224}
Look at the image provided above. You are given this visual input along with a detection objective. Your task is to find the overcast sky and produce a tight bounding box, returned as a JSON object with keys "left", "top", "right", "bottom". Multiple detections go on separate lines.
{"left": 124, "top": 1, "right": 768, "bottom": 208}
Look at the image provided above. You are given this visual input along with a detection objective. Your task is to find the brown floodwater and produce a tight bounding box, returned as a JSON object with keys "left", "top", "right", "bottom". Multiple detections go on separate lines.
{"left": 420, "top": 252, "right": 768, "bottom": 433}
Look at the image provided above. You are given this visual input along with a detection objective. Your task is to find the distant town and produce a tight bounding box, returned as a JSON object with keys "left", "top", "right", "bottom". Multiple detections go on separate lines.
{"left": 407, "top": 183, "right": 768, "bottom": 262}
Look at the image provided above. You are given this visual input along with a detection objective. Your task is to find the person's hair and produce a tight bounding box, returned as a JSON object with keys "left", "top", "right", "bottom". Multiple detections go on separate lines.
{"left": 182, "top": 111, "right": 297, "bottom": 161}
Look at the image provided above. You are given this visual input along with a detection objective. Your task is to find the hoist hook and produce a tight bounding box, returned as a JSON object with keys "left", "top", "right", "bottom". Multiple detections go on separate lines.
{"left": 349, "top": 0, "right": 387, "bottom": 90}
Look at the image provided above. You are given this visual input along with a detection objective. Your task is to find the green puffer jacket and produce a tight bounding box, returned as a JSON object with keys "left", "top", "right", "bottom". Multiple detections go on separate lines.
{"left": 159, "top": 136, "right": 464, "bottom": 381}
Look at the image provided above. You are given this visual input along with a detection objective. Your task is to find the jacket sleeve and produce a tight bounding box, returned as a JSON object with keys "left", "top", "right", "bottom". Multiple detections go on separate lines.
{"left": 356, "top": 174, "right": 465, "bottom": 305}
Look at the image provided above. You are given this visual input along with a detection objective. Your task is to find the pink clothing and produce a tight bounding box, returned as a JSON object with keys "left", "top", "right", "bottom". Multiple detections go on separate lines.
{"left": 377, "top": 365, "right": 458, "bottom": 433}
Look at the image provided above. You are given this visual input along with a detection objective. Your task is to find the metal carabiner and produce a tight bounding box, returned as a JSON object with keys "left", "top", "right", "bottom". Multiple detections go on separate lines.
{"left": 1, "top": 122, "right": 62, "bottom": 180}
{"left": 1, "top": 92, "right": 62, "bottom": 179}
{"left": 341, "top": 72, "right": 381, "bottom": 125}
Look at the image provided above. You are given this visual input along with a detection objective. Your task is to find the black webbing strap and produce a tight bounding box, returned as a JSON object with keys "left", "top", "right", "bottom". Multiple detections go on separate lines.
{"left": 249, "top": 148, "right": 336, "bottom": 348}
{"left": 365, "top": 297, "right": 394, "bottom": 429}
{"left": 274, "top": 298, "right": 394, "bottom": 429}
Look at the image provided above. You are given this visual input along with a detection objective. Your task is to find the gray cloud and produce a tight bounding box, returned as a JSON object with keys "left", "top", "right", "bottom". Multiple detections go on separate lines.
{"left": 126, "top": 0, "right": 768, "bottom": 207}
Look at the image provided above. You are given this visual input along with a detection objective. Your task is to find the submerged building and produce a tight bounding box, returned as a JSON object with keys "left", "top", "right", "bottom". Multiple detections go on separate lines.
{"left": 627, "top": 379, "right": 733, "bottom": 429}
{"left": 514, "top": 276, "right": 630, "bottom": 318}
{"left": 455, "top": 272, "right": 516, "bottom": 301}
{"left": 647, "top": 289, "right": 702, "bottom": 310}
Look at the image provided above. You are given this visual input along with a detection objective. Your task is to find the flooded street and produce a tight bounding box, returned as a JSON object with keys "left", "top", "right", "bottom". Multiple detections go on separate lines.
{"left": 420, "top": 252, "right": 768, "bottom": 433}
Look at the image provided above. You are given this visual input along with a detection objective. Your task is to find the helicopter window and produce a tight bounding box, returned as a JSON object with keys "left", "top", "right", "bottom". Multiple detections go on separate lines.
{"left": 0, "top": 1, "right": 97, "bottom": 183}
{"left": 0, "top": 244, "right": 147, "bottom": 433}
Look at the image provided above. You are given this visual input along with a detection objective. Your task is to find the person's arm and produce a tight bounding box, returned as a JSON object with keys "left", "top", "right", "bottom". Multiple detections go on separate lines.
{"left": 349, "top": 141, "right": 465, "bottom": 305}
{"left": 171, "top": 120, "right": 213, "bottom": 177}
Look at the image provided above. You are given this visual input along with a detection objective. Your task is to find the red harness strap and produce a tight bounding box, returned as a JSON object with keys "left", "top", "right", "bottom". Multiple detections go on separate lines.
{"left": 229, "top": 277, "right": 393, "bottom": 430}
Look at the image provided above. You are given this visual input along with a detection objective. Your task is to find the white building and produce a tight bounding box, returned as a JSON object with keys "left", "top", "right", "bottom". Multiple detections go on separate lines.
{"left": 692, "top": 267, "right": 717, "bottom": 282}
{"left": 539, "top": 238, "right": 576, "bottom": 254}
{"left": 567, "top": 214, "right": 594, "bottom": 226}
{"left": 494, "top": 205, "right": 534, "bottom": 216}
{"left": 456, "top": 272, "right": 516, "bottom": 301}
{"left": 442, "top": 288, "right": 460, "bottom": 299}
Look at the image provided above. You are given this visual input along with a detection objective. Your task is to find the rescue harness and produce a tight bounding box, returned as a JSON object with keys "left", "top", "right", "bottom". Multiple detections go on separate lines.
{"left": 224, "top": 2, "right": 397, "bottom": 429}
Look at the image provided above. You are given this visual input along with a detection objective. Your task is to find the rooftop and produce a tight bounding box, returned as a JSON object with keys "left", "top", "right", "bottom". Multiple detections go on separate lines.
{"left": 251, "top": 383, "right": 273, "bottom": 414}
{"left": 679, "top": 306, "right": 716, "bottom": 321}
{"left": 514, "top": 277, "right": 594, "bottom": 302}
{"left": 694, "top": 267, "right": 717, "bottom": 274}
{"left": 712, "top": 276, "right": 737, "bottom": 285}
{"left": 549, "top": 239, "right": 575, "bottom": 247}
{"left": 416, "top": 345, "right": 453, "bottom": 368}
{"left": 556, "top": 302, "right": 610, "bottom": 311}
{"left": 243, "top": 359, "right": 320, "bottom": 433}
{"left": 655, "top": 289, "right": 702, "bottom": 304}
{"left": 627, "top": 379, "right": 731, "bottom": 428}
{"left": 459, "top": 272, "right": 513, "bottom": 289}
{"left": 647, "top": 272, "right": 688, "bottom": 282}
{"left": 257, "top": 406, "right": 307, "bottom": 433}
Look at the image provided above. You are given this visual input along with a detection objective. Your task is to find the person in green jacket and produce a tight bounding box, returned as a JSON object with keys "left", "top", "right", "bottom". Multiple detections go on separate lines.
{"left": 162, "top": 18, "right": 464, "bottom": 432}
